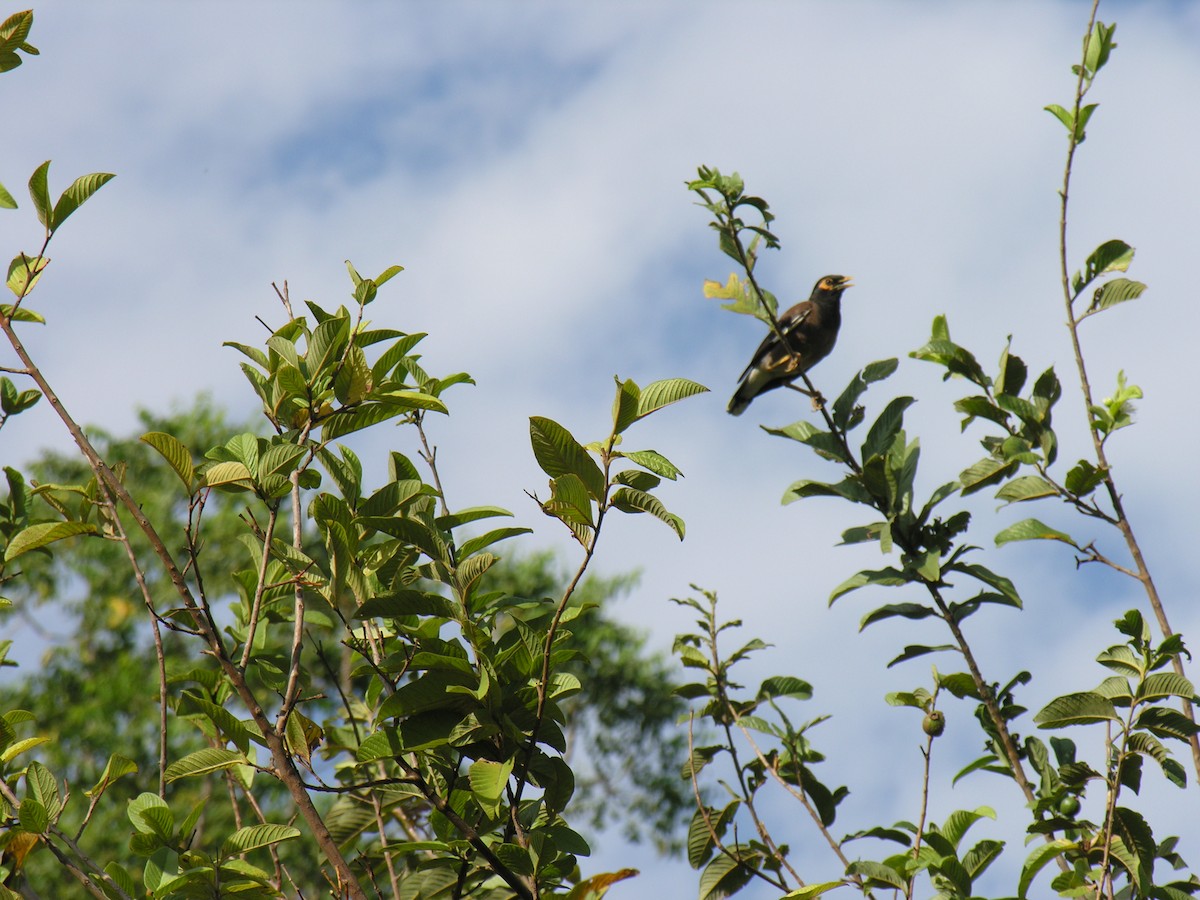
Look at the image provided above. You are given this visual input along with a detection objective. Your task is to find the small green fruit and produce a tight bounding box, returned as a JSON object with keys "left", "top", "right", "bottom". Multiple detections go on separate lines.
{"left": 1058, "top": 796, "right": 1081, "bottom": 817}
{"left": 922, "top": 711, "right": 945, "bottom": 737}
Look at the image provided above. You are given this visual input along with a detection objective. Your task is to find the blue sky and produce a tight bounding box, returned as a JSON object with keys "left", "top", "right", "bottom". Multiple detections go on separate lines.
{"left": 3, "top": 2, "right": 1200, "bottom": 896}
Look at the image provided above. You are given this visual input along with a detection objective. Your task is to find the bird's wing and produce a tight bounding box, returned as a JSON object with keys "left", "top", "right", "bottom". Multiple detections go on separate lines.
{"left": 736, "top": 302, "right": 815, "bottom": 380}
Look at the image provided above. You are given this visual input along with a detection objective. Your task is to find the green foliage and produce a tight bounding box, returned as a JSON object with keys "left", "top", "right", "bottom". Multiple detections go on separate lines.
{"left": 0, "top": 11, "right": 37, "bottom": 75}
{"left": 531, "top": 377, "right": 705, "bottom": 547}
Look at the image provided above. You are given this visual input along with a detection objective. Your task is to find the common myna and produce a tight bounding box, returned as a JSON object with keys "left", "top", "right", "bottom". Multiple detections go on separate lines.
{"left": 727, "top": 274, "right": 853, "bottom": 416}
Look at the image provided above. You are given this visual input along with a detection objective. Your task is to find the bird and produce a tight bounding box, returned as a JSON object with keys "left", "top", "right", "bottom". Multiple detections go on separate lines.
{"left": 726, "top": 274, "right": 853, "bottom": 416}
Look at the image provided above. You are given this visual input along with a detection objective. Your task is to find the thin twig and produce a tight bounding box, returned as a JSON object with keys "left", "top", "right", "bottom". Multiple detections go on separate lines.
{"left": 241, "top": 503, "right": 279, "bottom": 670}
{"left": 908, "top": 733, "right": 936, "bottom": 899}
{"left": 685, "top": 717, "right": 790, "bottom": 893}
{"left": 278, "top": 415, "right": 316, "bottom": 732}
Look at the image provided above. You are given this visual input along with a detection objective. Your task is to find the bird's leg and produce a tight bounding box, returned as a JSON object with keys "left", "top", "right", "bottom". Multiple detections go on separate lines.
{"left": 784, "top": 382, "right": 825, "bottom": 409}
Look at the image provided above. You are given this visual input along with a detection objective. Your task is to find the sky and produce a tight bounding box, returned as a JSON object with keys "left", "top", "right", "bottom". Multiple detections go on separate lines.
{"left": 3, "top": 1, "right": 1200, "bottom": 897}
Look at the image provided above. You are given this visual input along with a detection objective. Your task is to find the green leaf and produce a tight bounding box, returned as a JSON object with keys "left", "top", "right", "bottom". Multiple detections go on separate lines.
{"left": 140, "top": 431, "right": 195, "bottom": 490}
{"left": 766, "top": 419, "right": 852, "bottom": 464}
{"left": 25, "top": 762, "right": 60, "bottom": 819}
{"left": 85, "top": 754, "right": 138, "bottom": 799}
{"left": 353, "top": 590, "right": 457, "bottom": 620}
{"left": 958, "top": 456, "right": 1017, "bottom": 496}
{"left": 941, "top": 806, "right": 995, "bottom": 849}
{"left": 1097, "top": 644, "right": 1141, "bottom": 678}
{"left": 529, "top": 416, "right": 605, "bottom": 500}
{"left": 1018, "top": 838, "right": 1076, "bottom": 899}
{"left": 0, "top": 181, "right": 15, "bottom": 209}
{"left": 910, "top": 326, "right": 990, "bottom": 386}
{"left": 1110, "top": 807, "right": 1154, "bottom": 897}
{"left": 1082, "top": 20, "right": 1117, "bottom": 76}
{"left": 613, "top": 468, "right": 661, "bottom": 492}
{"left": 1137, "top": 672, "right": 1195, "bottom": 703}
{"left": 468, "top": 758, "right": 514, "bottom": 815}
{"left": 27, "top": 161, "right": 50, "bottom": 228}
{"left": 845, "top": 860, "right": 906, "bottom": 890}
{"left": 546, "top": 473, "right": 595, "bottom": 527}
{"left": 0, "top": 382, "right": 39, "bottom": 415}
{"left": 1136, "top": 707, "right": 1200, "bottom": 742}
{"left": 756, "top": 675, "right": 812, "bottom": 701}
{"left": 610, "top": 487, "right": 684, "bottom": 539}
{"left": 7, "top": 253, "right": 49, "bottom": 299}
{"left": 319, "top": 402, "right": 405, "bottom": 440}
{"left": 930, "top": 855, "right": 972, "bottom": 897}
{"left": 220, "top": 823, "right": 301, "bottom": 858}
{"left": 703, "top": 273, "right": 754, "bottom": 316}
{"left": 831, "top": 358, "right": 898, "bottom": 431}
{"left": 49, "top": 172, "right": 115, "bottom": 235}
{"left": 611, "top": 377, "right": 640, "bottom": 435}
{"left": 1034, "top": 692, "right": 1119, "bottom": 728}
{"left": 374, "top": 264, "right": 404, "bottom": 286}
{"left": 954, "top": 395, "right": 1010, "bottom": 430}
{"left": 1073, "top": 239, "right": 1134, "bottom": 296}
{"left": 781, "top": 882, "right": 846, "bottom": 899}
{"left": 177, "top": 693, "right": 258, "bottom": 754}
{"left": 434, "top": 505, "right": 513, "bottom": 530}
{"left": 634, "top": 377, "right": 708, "bottom": 420}
{"left": 202, "top": 460, "right": 255, "bottom": 491}
{"left": 5, "top": 520, "right": 98, "bottom": 561}
{"left": 127, "top": 792, "right": 172, "bottom": 837}
{"left": 698, "top": 850, "right": 755, "bottom": 900}
{"left": 995, "top": 475, "right": 1057, "bottom": 504}
{"left": 623, "top": 448, "right": 682, "bottom": 480}
{"left": 946, "top": 563, "right": 1021, "bottom": 608}
{"left": 1064, "top": 459, "right": 1106, "bottom": 497}
{"left": 887, "top": 644, "right": 956, "bottom": 667}
{"left": 0, "top": 11, "right": 34, "bottom": 54}
{"left": 457, "top": 527, "right": 531, "bottom": 559}
{"left": 332, "top": 344, "right": 372, "bottom": 406}
{"left": 829, "top": 567, "right": 907, "bottom": 604}
{"left": 164, "top": 748, "right": 248, "bottom": 782}
{"left": 782, "top": 476, "right": 870, "bottom": 505}
{"left": 860, "top": 603, "right": 936, "bottom": 630}
{"left": 995, "top": 518, "right": 1078, "bottom": 548}
{"left": 1044, "top": 104, "right": 1074, "bottom": 134}
{"left": 375, "top": 389, "right": 447, "bottom": 414}
{"left": 18, "top": 797, "right": 48, "bottom": 833}
{"left": 862, "top": 396, "right": 914, "bottom": 460}
{"left": 1088, "top": 277, "right": 1146, "bottom": 314}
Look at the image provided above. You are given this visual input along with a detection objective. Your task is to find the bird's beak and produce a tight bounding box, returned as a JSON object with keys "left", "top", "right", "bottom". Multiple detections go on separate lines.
{"left": 839, "top": 276, "right": 854, "bottom": 289}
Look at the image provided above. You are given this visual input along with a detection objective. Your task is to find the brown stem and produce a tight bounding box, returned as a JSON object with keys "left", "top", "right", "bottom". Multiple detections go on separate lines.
{"left": 506, "top": 504, "right": 600, "bottom": 846}
{"left": 926, "top": 584, "right": 1036, "bottom": 803}
{"left": 397, "top": 759, "right": 535, "bottom": 900}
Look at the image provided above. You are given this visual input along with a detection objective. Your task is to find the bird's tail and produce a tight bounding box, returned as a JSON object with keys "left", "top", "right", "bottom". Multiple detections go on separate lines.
{"left": 726, "top": 390, "right": 750, "bottom": 416}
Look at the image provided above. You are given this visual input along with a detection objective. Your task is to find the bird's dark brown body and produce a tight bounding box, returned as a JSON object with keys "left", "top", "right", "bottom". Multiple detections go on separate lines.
{"left": 727, "top": 275, "right": 852, "bottom": 416}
